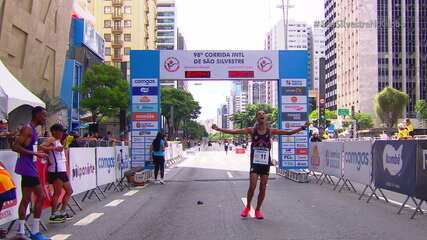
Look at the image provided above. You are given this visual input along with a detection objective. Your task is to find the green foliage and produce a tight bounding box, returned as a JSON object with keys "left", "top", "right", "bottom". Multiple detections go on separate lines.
{"left": 208, "top": 132, "right": 234, "bottom": 141}
{"left": 182, "top": 120, "right": 208, "bottom": 140}
{"left": 309, "top": 109, "right": 337, "bottom": 121}
{"left": 375, "top": 87, "right": 409, "bottom": 128}
{"left": 231, "top": 104, "right": 278, "bottom": 128}
{"left": 75, "top": 64, "right": 129, "bottom": 123}
{"left": 38, "top": 89, "right": 66, "bottom": 116}
{"left": 415, "top": 100, "right": 427, "bottom": 119}
{"left": 354, "top": 112, "right": 374, "bottom": 130}
{"left": 161, "top": 88, "right": 201, "bottom": 138}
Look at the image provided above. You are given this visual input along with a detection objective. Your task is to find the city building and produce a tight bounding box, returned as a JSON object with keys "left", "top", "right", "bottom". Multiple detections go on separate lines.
{"left": 202, "top": 119, "right": 215, "bottom": 135}
{"left": 226, "top": 96, "right": 234, "bottom": 128}
{"left": 156, "top": 0, "right": 177, "bottom": 50}
{"left": 87, "top": 0, "right": 157, "bottom": 71}
{"left": 216, "top": 104, "right": 229, "bottom": 129}
{"left": 248, "top": 81, "right": 267, "bottom": 105}
{"left": 311, "top": 24, "right": 326, "bottom": 91}
{"left": 231, "top": 80, "right": 249, "bottom": 113}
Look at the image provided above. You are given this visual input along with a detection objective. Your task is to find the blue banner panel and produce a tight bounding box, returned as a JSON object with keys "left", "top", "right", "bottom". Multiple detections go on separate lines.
{"left": 415, "top": 140, "right": 427, "bottom": 201}
{"left": 132, "top": 87, "right": 159, "bottom": 96}
{"left": 373, "top": 140, "right": 416, "bottom": 196}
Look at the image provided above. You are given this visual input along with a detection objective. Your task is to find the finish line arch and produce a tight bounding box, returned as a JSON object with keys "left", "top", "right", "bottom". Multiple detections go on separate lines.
{"left": 130, "top": 50, "right": 309, "bottom": 170}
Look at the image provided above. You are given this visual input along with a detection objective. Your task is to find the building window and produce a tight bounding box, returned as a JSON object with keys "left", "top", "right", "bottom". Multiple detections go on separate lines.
{"left": 124, "top": 47, "right": 131, "bottom": 55}
{"left": 157, "top": 31, "right": 174, "bottom": 37}
{"left": 158, "top": 12, "right": 174, "bottom": 17}
{"left": 124, "top": 20, "right": 132, "bottom": 28}
{"left": 104, "top": 20, "right": 112, "bottom": 28}
{"left": 105, "top": 47, "right": 111, "bottom": 56}
{"left": 124, "top": 34, "right": 131, "bottom": 42}
{"left": 104, "top": 6, "right": 112, "bottom": 14}
{"left": 158, "top": 25, "right": 174, "bottom": 30}
{"left": 124, "top": 6, "right": 131, "bottom": 14}
{"left": 157, "top": 38, "right": 174, "bottom": 43}
{"left": 104, "top": 34, "right": 111, "bottom": 42}
{"left": 157, "top": 19, "right": 174, "bottom": 24}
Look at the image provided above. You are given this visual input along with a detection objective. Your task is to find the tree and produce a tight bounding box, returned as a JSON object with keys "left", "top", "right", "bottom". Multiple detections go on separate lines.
{"left": 309, "top": 109, "right": 337, "bottom": 121}
{"left": 75, "top": 64, "right": 129, "bottom": 124}
{"left": 415, "top": 100, "right": 427, "bottom": 119}
{"left": 182, "top": 120, "right": 208, "bottom": 140}
{"left": 353, "top": 112, "right": 374, "bottom": 130}
{"left": 231, "top": 104, "right": 278, "bottom": 128}
{"left": 160, "top": 88, "right": 201, "bottom": 138}
{"left": 375, "top": 87, "right": 409, "bottom": 128}
{"left": 208, "top": 132, "right": 234, "bottom": 141}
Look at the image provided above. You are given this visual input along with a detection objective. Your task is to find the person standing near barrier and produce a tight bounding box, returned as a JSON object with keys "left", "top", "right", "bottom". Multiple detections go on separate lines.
{"left": 406, "top": 118, "right": 414, "bottom": 137}
{"left": 151, "top": 132, "right": 168, "bottom": 184}
{"left": 41, "top": 124, "right": 73, "bottom": 224}
{"left": 224, "top": 141, "right": 229, "bottom": 155}
{"left": 0, "top": 161, "right": 17, "bottom": 238}
{"left": 212, "top": 111, "right": 307, "bottom": 220}
{"left": 11, "top": 106, "right": 51, "bottom": 240}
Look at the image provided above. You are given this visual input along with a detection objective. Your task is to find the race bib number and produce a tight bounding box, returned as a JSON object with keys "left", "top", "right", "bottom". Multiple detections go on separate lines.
{"left": 253, "top": 148, "right": 269, "bottom": 165}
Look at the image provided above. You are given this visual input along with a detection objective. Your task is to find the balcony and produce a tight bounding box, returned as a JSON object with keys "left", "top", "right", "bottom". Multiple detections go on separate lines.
{"left": 112, "top": 25, "right": 123, "bottom": 34}
{"left": 112, "top": 0, "right": 123, "bottom": 7}
{"left": 112, "top": 11, "right": 123, "bottom": 20}
{"left": 112, "top": 54, "right": 123, "bottom": 61}
{"left": 112, "top": 39, "right": 123, "bottom": 48}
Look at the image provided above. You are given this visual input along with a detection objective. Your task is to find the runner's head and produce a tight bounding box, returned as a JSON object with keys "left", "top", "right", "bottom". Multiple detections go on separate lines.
{"left": 32, "top": 106, "right": 47, "bottom": 126}
{"left": 50, "top": 123, "right": 65, "bottom": 140}
{"left": 256, "top": 111, "right": 267, "bottom": 125}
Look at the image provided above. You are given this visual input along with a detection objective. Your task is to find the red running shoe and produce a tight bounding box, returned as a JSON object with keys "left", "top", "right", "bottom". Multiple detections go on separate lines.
{"left": 255, "top": 210, "right": 264, "bottom": 219}
{"left": 240, "top": 207, "right": 250, "bottom": 217}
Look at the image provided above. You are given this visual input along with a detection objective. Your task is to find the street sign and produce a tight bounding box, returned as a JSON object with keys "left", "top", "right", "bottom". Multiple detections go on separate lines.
{"left": 338, "top": 108, "right": 350, "bottom": 116}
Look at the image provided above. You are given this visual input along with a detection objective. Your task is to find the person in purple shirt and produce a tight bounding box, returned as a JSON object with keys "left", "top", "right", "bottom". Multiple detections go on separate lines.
{"left": 12, "top": 106, "right": 50, "bottom": 240}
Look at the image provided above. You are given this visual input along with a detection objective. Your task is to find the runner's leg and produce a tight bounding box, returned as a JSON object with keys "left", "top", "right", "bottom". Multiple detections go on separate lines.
{"left": 159, "top": 157, "right": 165, "bottom": 179}
{"left": 60, "top": 181, "right": 73, "bottom": 212}
{"left": 255, "top": 175, "right": 268, "bottom": 211}
{"left": 51, "top": 179, "right": 63, "bottom": 215}
{"left": 153, "top": 157, "right": 160, "bottom": 180}
{"left": 18, "top": 187, "right": 32, "bottom": 234}
{"left": 246, "top": 173, "right": 258, "bottom": 208}
{"left": 32, "top": 184, "right": 45, "bottom": 218}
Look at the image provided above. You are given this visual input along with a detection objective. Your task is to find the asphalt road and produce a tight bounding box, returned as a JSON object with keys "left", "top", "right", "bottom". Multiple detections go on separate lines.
{"left": 20, "top": 150, "right": 427, "bottom": 240}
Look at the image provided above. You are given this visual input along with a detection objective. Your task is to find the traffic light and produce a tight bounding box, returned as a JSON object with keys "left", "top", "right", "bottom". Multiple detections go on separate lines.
{"left": 319, "top": 107, "right": 326, "bottom": 128}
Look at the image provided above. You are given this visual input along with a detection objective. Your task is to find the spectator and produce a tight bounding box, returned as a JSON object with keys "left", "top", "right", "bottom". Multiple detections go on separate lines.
{"left": 396, "top": 123, "right": 411, "bottom": 140}
{"left": 69, "top": 132, "right": 82, "bottom": 148}
{"left": 0, "top": 119, "right": 8, "bottom": 135}
{"left": 310, "top": 131, "right": 322, "bottom": 142}
{"left": 406, "top": 118, "right": 414, "bottom": 137}
{"left": 150, "top": 132, "right": 168, "bottom": 184}
{"left": 0, "top": 162, "right": 17, "bottom": 238}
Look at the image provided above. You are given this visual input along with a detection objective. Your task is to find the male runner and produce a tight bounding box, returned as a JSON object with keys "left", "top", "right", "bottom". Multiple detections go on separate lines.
{"left": 12, "top": 106, "right": 50, "bottom": 240}
{"left": 212, "top": 110, "right": 307, "bottom": 219}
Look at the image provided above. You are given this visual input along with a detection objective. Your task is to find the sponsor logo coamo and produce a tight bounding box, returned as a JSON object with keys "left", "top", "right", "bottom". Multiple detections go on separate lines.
{"left": 98, "top": 157, "right": 115, "bottom": 169}
{"left": 72, "top": 164, "right": 95, "bottom": 179}
{"left": 344, "top": 151, "right": 369, "bottom": 170}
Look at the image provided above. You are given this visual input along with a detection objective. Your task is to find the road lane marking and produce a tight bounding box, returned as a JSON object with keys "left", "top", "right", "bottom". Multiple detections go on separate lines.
{"left": 51, "top": 234, "right": 71, "bottom": 240}
{"left": 124, "top": 190, "right": 139, "bottom": 196}
{"left": 241, "top": 197, "right": 255, "bottom": 218}
{"left": 74, "top": 213, "right": 104, "bottom": 226}
{"left": 378, "top": 197, "right": 427, "bottom": 212}
{"left": 227, "top": 172, "right": 233, "bottom": 178}
{"left": 105, "top": 199, "right": 125, "bottom": 207}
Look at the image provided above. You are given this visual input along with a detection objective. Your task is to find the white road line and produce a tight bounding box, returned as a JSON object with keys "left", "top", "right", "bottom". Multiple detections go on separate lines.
{"left": 105, "top": 199, "right": 125, "bottom": 207}
{"left": 378, "top": 197, "right": 427, "bottom": 212}
{"left": 241, "top": 197, "right": 255, "bottom": 218}
{"left": 135, "top": 185, "right": 146, "bottom": 189}
{"left": 74, "top": 213, "right": 104, "bottom": 226}
{"left": 124, "top": 190, "right": 139, "bottom": 196}
{"left": 51, "top": 234, "right": 71, "bottom": 240}
{"left": 227, "top": 171, "right": 233, "bottom": 178}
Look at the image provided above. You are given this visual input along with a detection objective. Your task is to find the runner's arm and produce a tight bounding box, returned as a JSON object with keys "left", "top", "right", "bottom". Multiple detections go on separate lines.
{"left": 11, "top": 127, "right": 46, "bottom": 158}
{"left": 39, "top": 137, "right": 57, "bottom": 152}
{"left": 212, "top": 124, "right": 251, "bottom": 135}
{"left": 271, "top": 123, "right": 308, "bottom": 136}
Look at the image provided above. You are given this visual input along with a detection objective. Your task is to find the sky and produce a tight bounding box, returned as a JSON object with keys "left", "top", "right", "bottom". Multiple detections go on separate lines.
{"left": 176, "top": 0, "right": 324, "bottom": 121}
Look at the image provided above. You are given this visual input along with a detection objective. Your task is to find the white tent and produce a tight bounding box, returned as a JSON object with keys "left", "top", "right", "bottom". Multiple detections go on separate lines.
{"left": 0, "top": 60, "right": 45, "bottom": 119}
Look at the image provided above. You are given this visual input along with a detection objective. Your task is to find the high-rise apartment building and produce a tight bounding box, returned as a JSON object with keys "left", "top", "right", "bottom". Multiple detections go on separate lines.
{"left": 87, "top": 0, "right": 157, "bottom": 69}
{"left": 216, "top": 104, "right": 229, "bottom": 129}
{"left": 311, "top": 25, "right": 326, "bottom": 91}
{"left": 156, "top": 0, "right": 177, "bottom": 50}
{"left": 324, "top": 0, "right": 426, "bottom": 117}
{"left": 248, "top": 81, "right": 267, "bottom": 105}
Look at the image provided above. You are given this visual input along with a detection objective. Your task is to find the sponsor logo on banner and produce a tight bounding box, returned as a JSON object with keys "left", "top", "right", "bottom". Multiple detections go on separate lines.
{"left": 344, "top": 151, "right": 369, "bottom": 171}
{"left": 281, "top": 142, "right": 295, "bottom": 148}
{"left": 283, "top": 96, "right": 308, "bottom": 104}
{"left": 423, "top": 150, "right": 427, "bottom": 170}
{"left": 132, "top": 121, "right": 158, "bottom": 130}
{"left": 98, "top": 157, "right": 115, "bottom": 173}
{"left": 282, "top": 112, "right": 308, "bottom": 121}
{"left": 132, "top": 112, "right": 158, "bottom": 121}
{"left": 132, "top": 87, "right": 159, "bottom": 96}
{"left": 282, "top": 104, "right": 307, "bottom": 113}
{"left": 72, "top": 163, "right": 96, "bottom": 179}
{"left": 295, "top": 149, "right": 308, "bottom": 155}
{"left": 295, "top": 137, "right": 308, "bottom": 143}
{"left": 326, "top": 150, "right": 341, "bottom": 169}
{"left": 283, "top": 87, "right": 306, "bottom": 95}
{"left": 295, "top": 155, "right": 309, "bottom": 161}
{"left": 282, "top": 121, "right": 306, "bottom": 128}
{"left": 132, "top": 79, "right": 158, "bottom": 87}
{"left": 283, "top": 155, "right": 295, "bottom": 161}
{"left": 131, "top": 155, "right": 146, "bottom": 161}
{"left": 281, "top": 136, "right": 295, "bottom": 143}
{"left": 164, "top": 57, "right": 180, "bottom": 72}
{"left": 383, "top": 145, "right": 403, "bottom": 176}
{"left": 283, "top": 148, "right": 295, "bottom": 154}
{"left": 310, "top": 144, "right": 321, "bottom": 167}
{"left": 282, "top": 79, "right": 307, "bottom": 87}
{"left": 257, "top": 57, "right": 273, "bottom": 72}
{"left": 132, "top": 104, "right": 158, "bottom": 113}
{"left": 132, "top": 142, "right": 145, "bottom": 148}
{"left": 282, "top": 161, "right": 296, "bottom": 167}
{"left": 132, "top": 136, "right": 145, "bottom": 142}
{"left": 132, "top": 130, "right": 157, "bottom": 137}
{"left": 132, "top": 96, "right": 158, "bottom": 104}
{"left": 145, "top": 136, "right": 156, "bottom": 142}
{"left": 132, "top": 149, "right": 145, "bottom": 155}
{"left": 296, "top": 161, "right": 308, "bottom": 167}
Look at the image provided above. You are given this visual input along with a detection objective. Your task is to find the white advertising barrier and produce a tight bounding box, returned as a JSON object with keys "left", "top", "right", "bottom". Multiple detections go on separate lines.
{"left": 96, "top": 147, "right": 116, "bottom": 186}
{"left": 69, "top": 148, "right": 97, "bottom": 195}
{"left": 309, "top": 142, "right": 324, "bottom": 172}
{"left": 115, "top": 145, "right": 131, "bottom": 181}
{"left": 319, "top": 141, "right": 344, "bottom": 177}
{"left": 342, "top": 141, "right": 373, "bottom": 186}
{"left": 0, "top": 151, "right": 21, "bottom": 225}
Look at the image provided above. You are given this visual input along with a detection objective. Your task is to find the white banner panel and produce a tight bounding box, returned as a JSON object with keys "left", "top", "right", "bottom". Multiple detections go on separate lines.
{"left": 319, "top": 141, "right": 344, "bottom": 177}
{"left": 160, "top": 51, "right": 279, "bottom": 80}
{"left": 309, "top": 142, "right": 324, "bottom": 172}
{"left": 115, "top": 146, "right": 131, "bottom": 181}
{"left": 0, "top": 151, "right": 22, "bottom": 225}
{"left": 343, "top": 141, "right": 373, "bottom": 185}
{"left": 96, "top": 147, "right": 116, "bottom": 186}
{"left": 69, "top": 148, "right": 97, "bottom": 195}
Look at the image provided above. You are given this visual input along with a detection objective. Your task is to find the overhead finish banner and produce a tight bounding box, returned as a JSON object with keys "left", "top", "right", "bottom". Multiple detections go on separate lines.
{"left": 160, "top": 51, "right": 279, "bottom": 80}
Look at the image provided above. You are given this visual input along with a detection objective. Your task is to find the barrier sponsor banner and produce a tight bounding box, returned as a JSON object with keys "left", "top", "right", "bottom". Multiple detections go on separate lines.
{"left": 343, "top": 141, "right": 372, "bottom": 185}
{"left": 309, "top": 142, "right": 322, "bottom": 172}
{"left": 96, "top": 147, "right": 116, "bottom": 186}
{"left": 0, "top": 151, "right": 21, "bottom": 225}
{"left": 69, "top": 148, "right": 97, "bottom": 195}
{"left": 373, "top": 140, "right": 416, "bottom": 196}
{"left": 414, "top": 140, "right": 427, "bottom": 200}
{"left": 115, "top": 146, "right": 131, "bottom": 181}
{"left": 319, "top": 141, "right": 343, "bottom": 177}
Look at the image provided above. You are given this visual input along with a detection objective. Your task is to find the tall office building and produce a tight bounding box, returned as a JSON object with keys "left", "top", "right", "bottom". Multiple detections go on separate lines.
{"left": 248, "top": 81, "right": 267, "bottom": 105}
{"left": 216, "top": 104, "right": 228, "bottom": 129}
{"left": 156, "top": 0, "right": 177, "bottom": 50}
{"left": 231, "top": 80, "right": 249, "bottom": 113}
{"left": 88, "top": 0, "right": 157, "bottom": 69}
{"left": 324, "top": 0, "right": 426, "bottom": 117}
{"left": 311, "top": 25, "right": 326, "bottom": 91}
